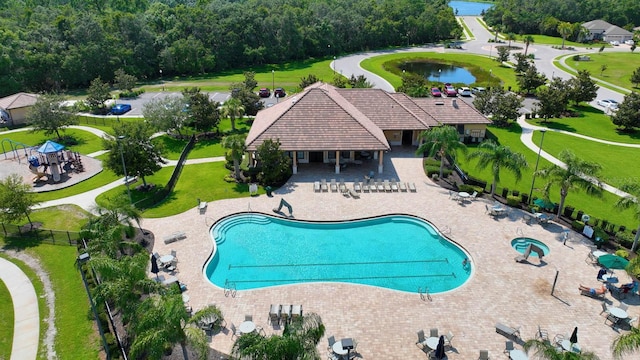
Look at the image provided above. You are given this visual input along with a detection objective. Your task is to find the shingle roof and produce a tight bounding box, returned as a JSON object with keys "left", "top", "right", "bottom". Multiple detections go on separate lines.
{"left": 582, "top": 20, "right": 633, "bottom": 36}
{"left": 0, "top": 92, "right": 38, "bottom": 110}
{"left": 245, "top": 83, "right": 490, "bottom": 151}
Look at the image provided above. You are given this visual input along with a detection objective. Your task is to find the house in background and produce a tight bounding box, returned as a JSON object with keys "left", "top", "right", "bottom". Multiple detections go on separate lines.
{"left": 0, "top": 92, "right": 38, "bottom": 126}
{"left": 245, "top": 82, "right": 490, "bottom": 175}
{"left": 582, "top": 20, "right": 633, "bottom": 43}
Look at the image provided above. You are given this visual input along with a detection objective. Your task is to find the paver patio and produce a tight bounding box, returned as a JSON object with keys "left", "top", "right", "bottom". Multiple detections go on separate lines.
{"left": 144, "top": 147, "right": 638, "bottom": 360}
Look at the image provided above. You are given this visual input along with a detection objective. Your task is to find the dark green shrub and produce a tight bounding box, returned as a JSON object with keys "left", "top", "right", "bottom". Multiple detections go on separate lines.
{"left": 520, "top": 193, "right": 529, "bottom": 204}
{"left": 564, "top": 206, "right": 575, "bottom": 219}
{"left": 615, "top": 231, "right": 635, "bottom": 249}
{"left": 501, "top": 188, "right": 509, "bottom": 197}
{"left": 571, "top": 220, "right": 585, "bottom": 233}
{"left": 425, "top": 166, "right": 451, "bottom": 178}
{"left": 506, "top": 195, "right": 520, "bottom": 207}
{"left": 512, "top": 190, "right": 519, "bottom": 197}
{"left": 458, "top": 184, "right": 483, "bottom": 194}
{"left": 423, "top": 158, "right": 441, "bottom": 167}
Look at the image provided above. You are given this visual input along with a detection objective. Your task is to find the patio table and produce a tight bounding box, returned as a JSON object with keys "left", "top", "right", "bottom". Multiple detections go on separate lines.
{"left": 239, "top": 321, "right": 256, "bottom": 334}
{"left": 332, "top": 341, "right": 348, "bottom": 356}
{"left": 426, "top": 337, "right": 439, "bottom": 350}
{"left": 560, "top": 340, "right": 581, "bottom": 353}
{"left": 509, "top": 349, "right": 529, "bottom": 360}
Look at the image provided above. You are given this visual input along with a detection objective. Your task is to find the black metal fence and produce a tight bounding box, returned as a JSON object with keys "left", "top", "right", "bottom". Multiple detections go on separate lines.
{"left": 0, "top": 223, "right": 80, "bottom": 246}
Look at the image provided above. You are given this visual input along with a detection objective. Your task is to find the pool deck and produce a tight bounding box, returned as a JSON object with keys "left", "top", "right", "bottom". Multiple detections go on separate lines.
{"left": 144, "top": 147, "right": 638, "bottom": 360}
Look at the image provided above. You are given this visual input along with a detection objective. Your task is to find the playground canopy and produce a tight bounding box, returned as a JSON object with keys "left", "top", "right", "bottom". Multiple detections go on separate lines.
{"left": 37, "top": 140, "right": 65, "bottom": 154}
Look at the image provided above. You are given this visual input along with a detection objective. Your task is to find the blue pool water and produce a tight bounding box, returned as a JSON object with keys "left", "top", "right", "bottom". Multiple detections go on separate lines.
{"left": 449, "top": 1, "right": 494, "bottom": 16}
{"left": 205, "top": 214, "right": 472, "bottom": 293}
{"left": 510, "top": 238, "right": 550, "bottom": 257}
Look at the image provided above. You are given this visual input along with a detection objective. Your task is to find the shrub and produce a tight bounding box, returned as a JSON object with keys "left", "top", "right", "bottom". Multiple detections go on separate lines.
{"left": 506, "top": 195, "right": 520, "bottom": 207}
{"left": 615, "top": 249, "right": 629, "bottom": 259}
{"left": 458, "top": 184, "right": 483, "bottom": 194}
{"left": 423, "top": 158, "right": 441, "bottom": 167}
{"left": 511, "top": 190, "right": 519, "bottom": 197}
{"left": 520, "top": 193, "right": 529, "bottom": 204}
{"left": 615, "top": 231, "right": 635, "bottom": 249}
{"left": 425, "top": 165, "right": 451, "bottom": 178}
{"left": 571, "top": 220, "right": 585, "bottom": 233}
{"left": 563, "top": 206, "right": 575, "bottom": 219}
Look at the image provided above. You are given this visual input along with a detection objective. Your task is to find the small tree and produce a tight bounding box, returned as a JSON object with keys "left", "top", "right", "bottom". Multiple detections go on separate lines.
{"left": 506, "top": 33, "right": 516, "bottom": 48}
{"left": 473, "top": 87, "right": 522, "bottom": 127}
{"left": 142, "top": 96, "right": 189, "bottom": 135}
{"left": 86, "top": 77, "right": 111, "bottom": 113}
{"left": 27, "top": 93, "right": 78, "bottom": 139}
{"left": 523, "top": 35, "right": 534, "bottom": 56}
{"left": 220, "top": 98, "right": 245, "bottom": 132}
{"left": 230, "top": 72, "right": 263, "bottom": 116}
{"left": 516, "top": 65, "right": 547, "bottom": 95}
{"left": 535, "top": 87, "right": 566, "bottom": 120}
{"left": 557, "top": 21, "right": 573, "bottom": 49}
{"left": 221, "top": 134, "right": 247, "bottom": 180}
{"left": 255, "top": 139, "right": 292, "bottom": 186}
{"left": 332, "top": 74, "right": 347, "bottom": 88}
{"left": 349, "top": 74, "right": 373, "bottom": 88}
{"left": 512, "top": 53, "right": 531, "bottom": 74}
{"left": 182, "top": 87, "right": 221, "bottom": 132}
{"left": 630, "top": 67, "right": 640, "bottom": 88}
{"left": 0, "top": 173, "right": 39, "bottom": 228}
{"left": 114, "top": 68, "right": 138, "bottom": 93}
{"left": 397, "top": 72, "right": 429, "bottom": 97}
{"left": 600, "top": 64, "right": 608, "bottom": 76}
{"left": 524, "top": 339, "right": 600, "bottom": 359}
{"left": 612, "top": 92, "right": 640, "bottom": 130}
{"left": 416, "top": 126, "right": 467, "bottom": 179}
{"left": 468, "top": 140, "right": 528, "bottom": 196}
{"left": 567, "top": 69, "right": 599, "bottom": 105}
{"left": 496, "top": 46, "right": 510, "bottom": 63}
{"left": 299, "top": 74, "right": 320, "bottom": 90}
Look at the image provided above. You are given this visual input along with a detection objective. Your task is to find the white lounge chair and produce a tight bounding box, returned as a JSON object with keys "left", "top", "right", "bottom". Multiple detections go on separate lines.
{"left": 330, "top": 179, "right": 338, "bottom": 192}
{"left": 320, "top": 179, "right": 328, "bottom": 192}
{"left": 383, "top": 180, "right": 392, "bottom": 192}
{"left": 339, "top": 179, "right": 347, "bottom": 193}
{"left": 390, "top": 178, "right": 399, "bottom": 192}
{"left": 399, "top": 181, "right": 407, "bottom": 192}
{"left": 376, "top": 179, "right": 384, "bottom": 192}
{"left": 362, "top": 181, "right": 370, "bottom": 192}
{"left": 354, "top": 179, "right": 361, "bottom": 192}
{"left": 408, "top": 182, "right": 417, "bottom": 192}
{"left": 314, "top": 181, "right": 321, "bottom": 192}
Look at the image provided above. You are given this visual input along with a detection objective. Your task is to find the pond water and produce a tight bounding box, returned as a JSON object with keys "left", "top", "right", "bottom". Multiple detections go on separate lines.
{"left": 402, "top": 62, "right": 476, "bottom": 85}
{"left": 450, "top": 1, "right": 494, "bottom": 16}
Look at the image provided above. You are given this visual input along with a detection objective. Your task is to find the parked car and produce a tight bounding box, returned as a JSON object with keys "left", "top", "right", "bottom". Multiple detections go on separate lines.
{"left": 443, "top": 83, "right": 457, "bottom": 97}
{"left": 471, "top": 87, "right": 486, "bottom": 95}
{"left": 431, "top": 87, "right": 442, "bottom": 97}
{"left": 110, "top": 104, "right": 131, "bottom": 115}
{"left": 457, "top": 87, "right": 472, "bottom": 97}
{"left": 274, "top": 88, "right": 286, "bottom": 98}
{"left": 258, "top": 88, "right": 271, "bottom": 97}
{"left": 597, "top": 99, "right": 619, "bottom": 109}
{"left": 625, "top": 39, "right": 635, "bottom": 45}
{"left": 609, "top": 40, "right": 620, "bottom": 46}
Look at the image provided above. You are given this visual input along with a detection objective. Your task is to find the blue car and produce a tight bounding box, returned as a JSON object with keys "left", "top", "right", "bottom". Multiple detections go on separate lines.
{"left": 110, "top": 104, "right": 131, "bottom": 115}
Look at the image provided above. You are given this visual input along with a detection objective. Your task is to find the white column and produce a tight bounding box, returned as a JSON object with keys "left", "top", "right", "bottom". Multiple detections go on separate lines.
{"left": 335, "top": 150, "right": 340, "bottom": 174}
{"left": 292, "top": 151, "right": 298, "bottom": 174}
{"left": 378, "top": 151, "right": 384, "bottom": 174}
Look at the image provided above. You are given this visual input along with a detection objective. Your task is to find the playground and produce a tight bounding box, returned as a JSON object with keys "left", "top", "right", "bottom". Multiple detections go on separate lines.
{"left": 0, "top": 138, "right": 103, "bottom": 192}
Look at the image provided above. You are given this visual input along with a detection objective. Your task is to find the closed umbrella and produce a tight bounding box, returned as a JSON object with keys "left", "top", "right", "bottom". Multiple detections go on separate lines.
{"left": 569, "top": 327, "right": 578, "bottom": 345}
{"left": 150, "top": 254, "right": 159, "bottom": 279}
{"left": 598, "top": 254, "right": 629, "bottom": 270}
{"left": 435, "top": 335, "right": 446, "bottom": 359}
{"left": 533, "top": 198, "right": 556, "bottom": 211}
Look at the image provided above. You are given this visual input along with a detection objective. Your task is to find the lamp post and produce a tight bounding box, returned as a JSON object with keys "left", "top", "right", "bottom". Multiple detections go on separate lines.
{"left": 159, "top": 69, "right": 163, "bottom": 91}
{"left": 528, "top": 129, "right": 547, "bottom": 205}
{"left": 333, "top": 56, "right": 336, "bottom": 75}
{"left": 271, "top": 69, "right": 275, "bottom": 95}
{"left": 117, "top": 135, "right": 132, "bottom": 203}
{"left": 438, "top": 68, "right": 441, "bottom": 82}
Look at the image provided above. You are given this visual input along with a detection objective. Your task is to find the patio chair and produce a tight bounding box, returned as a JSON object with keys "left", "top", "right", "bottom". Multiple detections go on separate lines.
{"left": 399, "top": 181, "right": 407, "bottom": 192}
{"left": 339, "top": 179, "right": 347, "bottom": 193}
{"left": 618, "top": 303, "right": 629, "bottom": 311}
{"left": 230, "top": 323, "right": 238, "bottom": 338}
{"left": 408, "top": 182, "right": 417, "bottom": 192}
{"left": 478, "top": 350, "right": 489, "bottom": 360}
{"left": 416, "top": 330, "right": 428, "bottom": 349}
{"left": 470, "top": 191, "right": 478, "bottom": 200}
{"left": 354, "top": 179, "right": 361, "bottom": 192}
{"left": 327, "top": 335, "right": 336, "bottom": 351}
{"left": 245, "top": 314, "right": 253, "bottom": 322}
{"left": 390, "top": 178, "right": 399, "bottom": 191}
{"left": 600, "top": 302, "right": 610, "bottom": 315}
{"left": 321, "top": 179, "right": 329, "bottom": 192}
{"left": 444, "top": 331, "right": 454, "bottom": 350}
{"left": 504, "top": 341, "right": 514, "bottom": 354}
{"left": 429, "top": 328, "right": 438, "bottom": 338}
{"left": 536, "top": 326, "right": 550, "bottom": 344}
{"left": 269, "top": 304, "right": 281, "bottom": 325}
{"left": 330, "top": 179, "right": 338, "bottom": 192}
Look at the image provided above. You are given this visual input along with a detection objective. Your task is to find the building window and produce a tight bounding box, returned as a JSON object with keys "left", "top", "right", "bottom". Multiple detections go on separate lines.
{"left": 297, "top": 151, "right": 305, "bottom": 160}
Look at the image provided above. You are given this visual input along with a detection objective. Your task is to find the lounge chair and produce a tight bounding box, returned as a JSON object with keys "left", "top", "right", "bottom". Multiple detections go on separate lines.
{"left": 314, "top": 181, "right": 321, "bottom": 192}
{"left": 416, "top": 330, "right": 429, "bottom": 349}
{"left": 330, "top": 179, "right": 338, "bottom": 192}
{"left": 321, "top": 179, "right": 328, "bottom": 192}
{"left": 408, "top": 182, "right": 417, "bottom": 192}
{"left": 245, "top": 314, "right": 253, "bottom": 321}
{"left": 495, "top": 323, "right": 521, "bottom": 339}
{"left": 383, "top": 179, "right": 392, "bottom": 192}
{"left": 399, "top": 181, "right": 407, "bottom": 192}
{"left": 478, "top": 350, "right": 489, "bottom": 360}
{"left": 269, "top": 304, "right": 281, "bottom": 325}
{"left": 362, "top": 181, "right": 370, "bottom": 192}
{"left": 339, "top": 179, "right": 347, "bottom": 193}
{"left": 349, "top": 189, "right": 360, "bottom": 199}
{"left": 280, "top": 305, "right": 292, "bottom": 324}
{"left": 470, "top": 191, "right": 478, "bottom": 200}
{"left": 291, "top": 305, "right": 302, "bottom": 321}
{"left": 376, "top": 179, "right": 384, "bottom": 192}
{"left": 390, "top": 178, "right": 399, "bottom": 191}
{"left": 354, "top": 179, "right": 361, "bottom": 192}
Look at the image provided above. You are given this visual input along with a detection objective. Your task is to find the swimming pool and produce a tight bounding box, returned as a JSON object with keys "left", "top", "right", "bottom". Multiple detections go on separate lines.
{"left": 510, "top": 238, "right": 550, "bottom": 257}
{"left": 204, "top": 213, "right": 472, "bottom": 293}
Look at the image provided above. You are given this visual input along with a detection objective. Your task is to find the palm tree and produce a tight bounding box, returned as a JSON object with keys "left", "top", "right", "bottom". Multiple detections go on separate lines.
{"left": 129, "top": 291, "right": 223, "bottom": 360}
{"left": 600, "top": 64, "right": 608, "bottom": 76}
{"left": 231, "top": 312, "right": 325, "bottom": 359}
{"left": 536, "top": 149, "right": 602, "bottom": 217}
{"left": 416, "top": 126, "right": 467, "bottom": 179}
{"left": 613, "top": 325, "right": 640, "bottom": 359}
{"left": 614, "top": 183, "right": 640, "bottom": 252}
{"left": 506, "top": 33, "right": 517, "bottom": 48}
{"left": 222, "top": 134, "right": 247, "bottom": 180}
{"left": 523, "top": 35, "right": 535, "bottom": 56}
{"left": 467, "top": 140, "right": 528, "bottom": 196}
{"left": 524, "top": 339, "right": 600, "bottom": 359}
{"left": 557, "top": 22, "right": 573, "bottom": 50}
{"left": 220, "top": 97, "right": 245, "bottom": 132}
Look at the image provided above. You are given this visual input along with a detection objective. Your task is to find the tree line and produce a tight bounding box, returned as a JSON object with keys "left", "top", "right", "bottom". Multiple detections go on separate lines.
{"left": 484, "top": 0, "right": 640, "bottom": 36}
{"left": 0, "top": 0, "right": 460, "bottom": 97}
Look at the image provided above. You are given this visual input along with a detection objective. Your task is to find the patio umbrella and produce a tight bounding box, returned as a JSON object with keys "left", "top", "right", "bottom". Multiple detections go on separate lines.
{"left": 435, "top": 335, "right": 446, "bottom": 359}
{"left": 150, "top": 254, "right": 159, "bottom": 279}
{"left": 569, "top": 327, "right": 578, "bottom": 345}
{"left": 533, "top": 198, "right": 556, "bottom": 211}
{"left": 598, "top": 254, "right": 629, "bottom": 270}
{"left": 37, "top": 140, "right": 65, "bottom": 154}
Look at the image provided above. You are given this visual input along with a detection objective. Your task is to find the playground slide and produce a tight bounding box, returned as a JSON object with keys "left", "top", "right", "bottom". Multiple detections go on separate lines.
{"left": 28, "top": 164, "right": 48, "bottom": 182}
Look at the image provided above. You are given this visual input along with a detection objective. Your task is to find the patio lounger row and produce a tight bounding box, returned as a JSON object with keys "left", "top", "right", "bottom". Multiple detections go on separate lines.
{"left": 269, "top": 304, "right": 303, "bottom": 325}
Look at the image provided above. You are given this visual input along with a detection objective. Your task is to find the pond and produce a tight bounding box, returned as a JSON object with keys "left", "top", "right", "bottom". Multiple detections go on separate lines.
{"left": 402, "top": 62, "right": 476, "bottom": 85}
{"left": 449, "top": 1, "right": 494, "bottom": 16}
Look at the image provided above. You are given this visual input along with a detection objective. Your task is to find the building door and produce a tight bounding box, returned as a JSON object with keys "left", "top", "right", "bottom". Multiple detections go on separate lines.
{"left": 309, "top": 151, "right": 323, "bottom": 162}
{"left": 402, "top": 130, "right": 413, "bottom": 145}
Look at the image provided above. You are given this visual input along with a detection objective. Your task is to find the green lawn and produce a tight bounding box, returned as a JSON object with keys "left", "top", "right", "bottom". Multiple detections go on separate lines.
{"left": 0, "top": 128, "right": 104, "bottom": 155}
{"left": 526, "top": 111, "right": 640, "bottom": 144}
{"left": 521, "top": 34, "right": 589, "bottom": 48}
{"left": 0, "top": 279, "right": 13, "bottom": 359}
{"left": 30, "top": 205, "right": 91, "bottom": 231}
{"left": 360, "top": 52, "right": 518, "bottom": 90}
{"left": 560, "top": 52, "right": 640, "bottom": 91}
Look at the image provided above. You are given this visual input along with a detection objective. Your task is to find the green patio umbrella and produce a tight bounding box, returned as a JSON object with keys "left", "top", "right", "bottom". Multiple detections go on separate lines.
{"left": 598, "top": 254, "right": 629, "bottom": 270}
{"left": 533, "top": 198, "right": 556, "bottom": 211}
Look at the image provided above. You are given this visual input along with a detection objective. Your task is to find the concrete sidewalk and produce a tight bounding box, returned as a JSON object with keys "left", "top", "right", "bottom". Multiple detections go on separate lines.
{"left": 0, "top": 257, "right": 39, "bottom": 360}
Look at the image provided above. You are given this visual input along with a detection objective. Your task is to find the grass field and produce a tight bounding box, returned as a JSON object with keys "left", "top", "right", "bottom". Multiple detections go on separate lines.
{"left": 360, "top": 52, "right": 518, "bottom": 90}
{"left": 560, "top": 52, "right": 640, "bottom": 91}
{"left": 526, "top": 111, "right": 640, "bottom": 144}
{"left": 0, "top": 278, "right": 14, "bottom": 359}
{"left": 0, "top": 128, "right": 104, "bottom": 155}
{"left": 523, "top": 34, "right": 590, "bottom": 48}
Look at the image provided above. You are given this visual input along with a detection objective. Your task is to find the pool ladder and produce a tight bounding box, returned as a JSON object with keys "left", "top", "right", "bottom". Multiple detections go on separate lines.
{"left": 224, "top": 280, "right": 237, "bottom": 298}
{"left": 418, "top": 287, "right": 432, "bottom": 302}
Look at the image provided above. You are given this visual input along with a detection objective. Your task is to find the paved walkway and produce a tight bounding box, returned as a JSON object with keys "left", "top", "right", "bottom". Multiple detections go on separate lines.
{"left": 0, "top": 257, "right": 39, "bottom": 360}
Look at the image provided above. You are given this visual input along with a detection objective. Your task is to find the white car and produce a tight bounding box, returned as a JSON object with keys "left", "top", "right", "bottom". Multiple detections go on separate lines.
{"left": 609, "top": 41, "right": 620, "bottom": 46}
{"left": 625, "top": 39, "right": 635, "bottom": 46}
{"left": 597, "top": 99, "right": 619, "bottom": 109}
{"left": 457, "top": 87, "right": 472, "bottom": 97}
